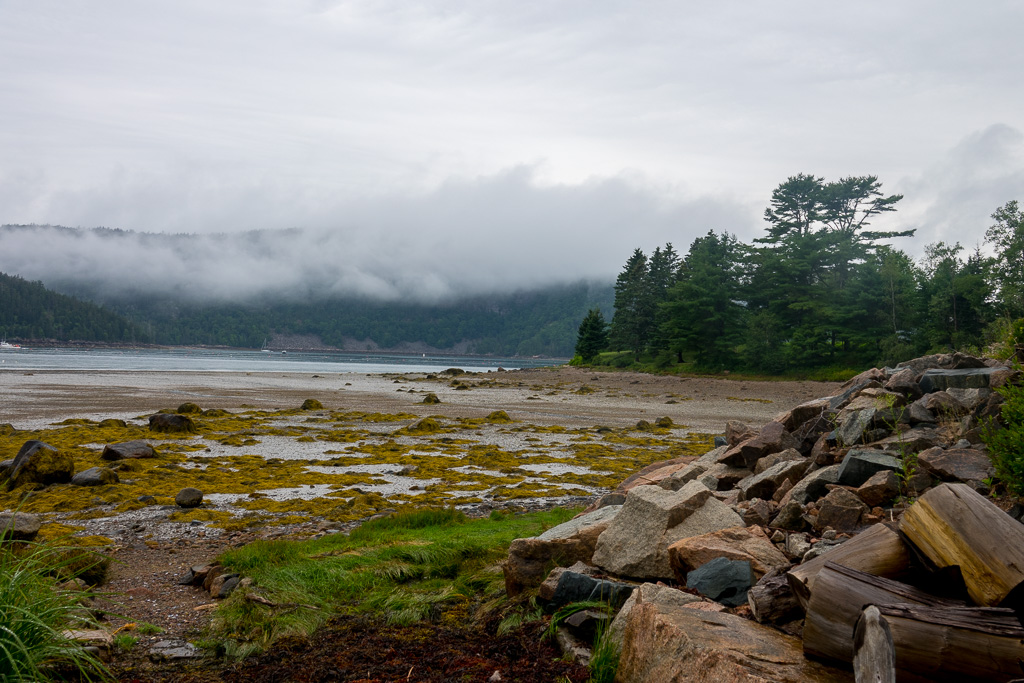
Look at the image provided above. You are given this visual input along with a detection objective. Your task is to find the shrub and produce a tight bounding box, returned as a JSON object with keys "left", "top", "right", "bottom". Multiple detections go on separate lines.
{"left": 984, "top": 374, "right": 1024, "bottom": 495}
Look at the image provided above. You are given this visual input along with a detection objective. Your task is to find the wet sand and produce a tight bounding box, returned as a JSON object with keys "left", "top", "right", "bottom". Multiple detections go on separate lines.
{"left": 0, "top": 366, "right": 841, "bottom": 434}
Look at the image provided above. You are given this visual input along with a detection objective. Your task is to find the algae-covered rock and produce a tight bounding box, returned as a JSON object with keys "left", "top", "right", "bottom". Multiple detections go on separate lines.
{"left": 175, "top": 487, "right": 204, "bottom": 508}
{"left": 403, "top": 418, "right": 442, "bottom": 434}
{"left": 7, "top": 440, "right": 74, "bottom": 490}
{"left": 102, "top": 440, "right": 157, "bottom": 460}
{"left": 301, "top": 399, "right": 324, "bottom": 410}
{"left": 485, "top": 410, "right": 512, "bottom": 423}
{"left": 72, "top": 467, "right": 120, "bottom": 487}
{"left": 421, "top": 393, "right": 441, "bottom": 404}
{"left": 177, "top": 402, "right": 202, "bottom": 414}
{"left": 655, "top": 416, "right": 674, "bottom": 428}
{"left": 149, "top": 414, "right": 196, "bottom": 433}
{"left": 0, "top": 423, "right": 16, "bottom": 437}
{"left": 0, "top": 512, "right": 42, "bottom": 541}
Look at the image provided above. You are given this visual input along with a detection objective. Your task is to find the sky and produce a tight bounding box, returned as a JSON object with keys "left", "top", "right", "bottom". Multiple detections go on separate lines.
{"left": 0, "top": 1, "right": 1022, "bottom": 301}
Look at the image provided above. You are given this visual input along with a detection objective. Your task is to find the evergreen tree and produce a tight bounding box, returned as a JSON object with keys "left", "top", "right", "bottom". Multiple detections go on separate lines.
{"left": 659, "top": 231, "right": 744, "bottom": 369}
{"left": 608, "top": 248, "right": 651, "bottom": 358}
{"left": 574, "top": 308, "right": 608, "bottom": 361}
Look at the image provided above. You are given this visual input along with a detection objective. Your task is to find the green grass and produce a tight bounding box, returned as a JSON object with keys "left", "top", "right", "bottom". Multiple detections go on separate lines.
{"left": 0, "top": 538, "right": 110, "bottom": 681}
{"left": 209, "top": 506, "right": 578, "bottom": 656}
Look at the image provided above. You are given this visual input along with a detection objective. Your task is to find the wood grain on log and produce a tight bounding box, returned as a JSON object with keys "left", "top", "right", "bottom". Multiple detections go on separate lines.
{"left": 788, "top": 523, "right": 911, "bottom": 611}
{"left": 900, "top": 483, "right": 1024, "bottom": 607}
{"left": 803, "top": 562, "right": 962, "bottom": 664}
{"left": 852, "top": 605, "right": 895, "bottom": 683}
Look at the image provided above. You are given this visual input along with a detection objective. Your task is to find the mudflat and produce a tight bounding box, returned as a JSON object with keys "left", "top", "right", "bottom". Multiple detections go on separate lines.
{"left": 0, "top": 365, "right": 840, "bottom": 433}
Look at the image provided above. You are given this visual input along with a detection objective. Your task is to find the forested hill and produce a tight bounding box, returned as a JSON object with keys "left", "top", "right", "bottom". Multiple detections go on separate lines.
{"left": 0, "top": 269, "right": 612, "bottom": 356}
{"left": 112, "top": 281, "right": 613, "bottom": 356}
{"left": 0, "top": 272, "right": 140, "bottom": 342}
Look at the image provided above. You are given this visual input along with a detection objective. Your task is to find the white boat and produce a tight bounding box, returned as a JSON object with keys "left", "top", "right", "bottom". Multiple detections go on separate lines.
{"left": 261, "top": 338, "right": 272, "bottom": 353}
{"left": 0, "top": 338, "right": 21, "bottom": 349}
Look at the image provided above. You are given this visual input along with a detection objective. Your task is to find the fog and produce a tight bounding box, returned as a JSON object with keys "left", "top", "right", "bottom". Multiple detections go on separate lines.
{"left": 0, "top": 169, "right": 754, "bottom": 303}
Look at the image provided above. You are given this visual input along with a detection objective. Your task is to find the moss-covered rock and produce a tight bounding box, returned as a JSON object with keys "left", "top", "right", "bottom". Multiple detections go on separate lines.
{"left": 301, "top": 399, "right": 324, "bottom": 411}
{"left": 177, "top": 402, "right": 202, "bottom": 414}
{"left": 422, "top": 393, "right": 441, "bottom": 404}
{"left": 6, "top": 440, "right": 74, "bottom": 491}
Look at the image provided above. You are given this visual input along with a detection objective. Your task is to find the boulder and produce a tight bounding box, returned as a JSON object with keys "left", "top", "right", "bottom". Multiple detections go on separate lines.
{"left": 856, "top": 470, "right": 901, "bottom": 508}
{"left": 813, "top": 488, "right": 868, "bottom": 533}
{"left": 907, "top": 399, "right": 938, "bottom": 424}
{"left": 686, "top": 557, "right": 754, "bottom": 607}
{"left": 775, "top": 398, "right": 831, "bottom": 431}
{"left": 828, "top": 380, "right": 881, "bottom": 411}
{"left": 606, "top": 582, "right": 702, "bottom": 647}
{"left": 721, "top": 421, "right": 800, "bottom": 470}
{"left": 546, "top": 569, "right": 634, "bottom": 609}
{"left": 923, "top": 391, "right": 967, "bottom": 417}
{"left": 917, "top": 447, "right": 994, "bottom": 484}
{"left": 503, "top": 506, "right": 618, "bottom": 595}
{"left": 738, "top": 458, "right": 811, "bottom": 502}
{"left": 945, "top": 387, "right": 992, "bottom": 410}
{"left": 725, "top": 421, "right": 756, "bottom": 446}
{"left": 741, "top": 498, "right": 773, "bottom": 527}
{"left": 101, "top": 440, "right": 157, "bottom": 460}
{"left": 773, "top": 501, "right": 811, "bottom": 532}
{"left": 835, "top": 400, "right": 878, "bottom": 447}
{"left": 791, "top": 414, "right": 834, "bottom": 454}
{"left": 883, "top": 368, "right": 922, "bottom": 399}
{"left": 175, "top": 487, "right": 204, "bottom": 508}
{"left": 918, "top": 367, "right": 1000, "bottom": 393}
{"left": 6, "top": 440, "right": 74, "bottom": 490}
{"left": 703, "top": 463, "right": 750, "bottom": 490}
{"left": 668, "top": 525, "right": 789, "bottom": 581}
{"left": 0, "top": 512, "right": 42, "bottom": 541}
{"left": 616, "top": 596, "right": 853, "bottom": 683}
{"left": 149, "top": 413, "right": 196, "bottom": 433}
{"left": 616, "top": 456, "right": 698, "bottom": 492}
{"left": 661, "top": 448, "right": 726, "bottom": 491}
{"left": 873, "top": 427, "right": 944, "bottom": 455}
{"left": 753, "top": 447, "right": 805, "bottom": 475}
{"left": 837, "top": 449, "right": 903, "bottom": 487}
{"left": 71, "top": 466, "right": 120, "bottom": 487}
{"left": 592, "top": 483, "right": 718, "bottom": 579}
{"left": 784, "top": 464, "right": 840, "bottom": 505}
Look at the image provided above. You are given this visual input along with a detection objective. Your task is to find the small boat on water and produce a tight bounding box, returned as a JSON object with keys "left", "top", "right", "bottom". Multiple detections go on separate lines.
{"left": 261, "top": 338, "right": 272, "bottom": 353}
{"left": 0, "top": 338, "right": 22, "bottom": 349}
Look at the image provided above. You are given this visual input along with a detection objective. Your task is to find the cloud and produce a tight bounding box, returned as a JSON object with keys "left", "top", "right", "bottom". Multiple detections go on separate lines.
{"left": 0, "top": 167, "right": 756, "bottom": 303}
{"left": 896, "top": 124, "right": 1024, "bottom": 253}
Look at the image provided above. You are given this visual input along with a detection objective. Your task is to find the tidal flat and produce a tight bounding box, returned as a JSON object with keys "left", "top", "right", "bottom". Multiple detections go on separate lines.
{"left": 0, "top": 366, "right": 841, "bottom": 546}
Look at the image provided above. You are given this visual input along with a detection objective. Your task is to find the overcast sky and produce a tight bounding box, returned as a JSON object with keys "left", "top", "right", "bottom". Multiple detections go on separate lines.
{"left": 1, "top": 1, "right": 1022, "bottom": 299}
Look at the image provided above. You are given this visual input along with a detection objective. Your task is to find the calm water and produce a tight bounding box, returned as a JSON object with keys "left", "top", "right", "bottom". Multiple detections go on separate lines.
{"left": 0, "top": 347, "right": 565, "bottom": 374}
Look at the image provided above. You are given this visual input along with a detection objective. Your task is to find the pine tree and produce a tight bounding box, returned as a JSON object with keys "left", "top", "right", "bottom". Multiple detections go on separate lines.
{"left": 608, "top": 248, "right": 651, "bottom": 359}
{"left": 574, "top": 308, "right": 608, "bottom": 362}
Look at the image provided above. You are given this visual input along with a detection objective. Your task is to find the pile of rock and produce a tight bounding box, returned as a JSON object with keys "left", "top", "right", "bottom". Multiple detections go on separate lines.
{"left": 502, "top": 352, "right": 1022, "bottom": 682}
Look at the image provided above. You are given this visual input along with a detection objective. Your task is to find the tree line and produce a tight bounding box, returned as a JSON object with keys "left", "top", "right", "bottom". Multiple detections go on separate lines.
{"left": 576, "top": 174, "right": 1023, "bottom": 373}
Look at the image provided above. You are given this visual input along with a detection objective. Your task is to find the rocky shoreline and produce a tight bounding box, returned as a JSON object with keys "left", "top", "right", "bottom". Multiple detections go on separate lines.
{"left": 502, "top": 352, "right": 1022, "bottom": 681}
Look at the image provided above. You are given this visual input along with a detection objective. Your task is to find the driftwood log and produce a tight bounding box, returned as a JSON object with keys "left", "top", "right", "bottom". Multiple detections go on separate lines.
{"left": 900, "top": 483, "right": 1024, "bottom": 608}
{"left": 748, "top": 570, "right": 802, "bottom": 624}
{"left": 802, "top": 562, "right": 962, "bottom": 664}
{"left": 852, "top": 605, "right": 895, "bottom": 683}
{"left": 787, "top": 523, "right": 911, "bottom": 611}
{"left": 873, "top": 603, "right": 1024, "bottom": 682}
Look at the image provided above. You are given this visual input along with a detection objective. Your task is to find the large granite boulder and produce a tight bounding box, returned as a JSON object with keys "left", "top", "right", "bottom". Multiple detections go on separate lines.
{"left": 101, "top": 440, "right": 157, "bottom": 460}
{"left": 783, "top": 464, "right": 840, "bottom": 506}
{"left": 606, "top": 582, "right": 702, "bottom": 647}
{"left": 616, "top": 597, "right": 853, "bottom": 682}
{"left": 668, "top": 525, "right": 788, "bottom": 581}
{"left": 685, "top": 557, "right": 754, "bottom": 607}
{"left": 503, "top": 505, "right": 620, "bottom": 595}
{"left": 592, "top": 483, "right": 742, "bottom": 580}
{"left": 6, "top": 440, "right": 74, "bottom": 490}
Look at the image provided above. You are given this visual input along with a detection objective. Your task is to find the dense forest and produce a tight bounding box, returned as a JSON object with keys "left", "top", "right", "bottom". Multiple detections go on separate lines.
{"left": 0, "top": 272, "right": 140, "bottom": 342}
{"left": 0, "top": 270, "right": 611, "bottom": 357}
{"left": 581, "top": 174, "right": 1022, "bottom": 374}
